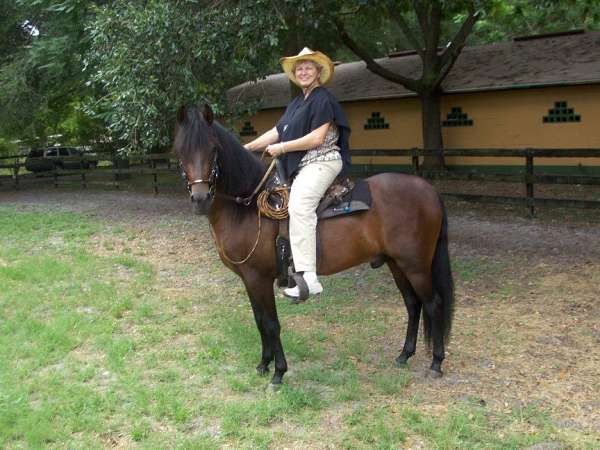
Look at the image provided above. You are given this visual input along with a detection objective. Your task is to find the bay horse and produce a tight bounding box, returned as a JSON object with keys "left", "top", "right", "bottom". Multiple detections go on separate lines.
{"left": 174, "top": 104, "right": 455, "bottom": 387}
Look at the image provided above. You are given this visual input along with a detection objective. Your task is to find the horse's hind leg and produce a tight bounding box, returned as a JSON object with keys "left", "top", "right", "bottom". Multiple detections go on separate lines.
{"left": 388, "top": 260, "right": 422, "bottom": 366}
{"left": 403, "top": 270, "right": 446, "bottom": 377}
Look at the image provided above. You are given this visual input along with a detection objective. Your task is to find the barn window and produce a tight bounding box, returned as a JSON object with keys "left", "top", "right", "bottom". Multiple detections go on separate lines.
{"left": 543, "top": 101, "right": 581, "bottom": 123}
{"left": 240, "top": 121, "right": 258, "bottom": 136}
{"left": 443, "top": 107, "right": 473, "bottom": 127}
{"left": 364, "top": 112, "right": 390, "bottom": 130}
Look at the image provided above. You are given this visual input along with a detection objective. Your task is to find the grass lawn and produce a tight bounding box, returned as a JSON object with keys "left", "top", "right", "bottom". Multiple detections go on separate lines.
{"left": 0, "top": 205, "right": 597, "bottom": 449}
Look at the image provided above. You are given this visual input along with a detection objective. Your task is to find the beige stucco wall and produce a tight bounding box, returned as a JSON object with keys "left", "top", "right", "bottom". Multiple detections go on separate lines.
{"left": 237, "top": 84, "right": 600, "bottom": 167}
{"left": 441, "top": 85, "right": 600, "bottom": 166}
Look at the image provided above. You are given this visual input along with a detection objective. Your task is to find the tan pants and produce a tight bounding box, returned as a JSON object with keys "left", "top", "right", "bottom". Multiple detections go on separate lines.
{"left": 289, "top": 159, "right": 343, "bottom": 272}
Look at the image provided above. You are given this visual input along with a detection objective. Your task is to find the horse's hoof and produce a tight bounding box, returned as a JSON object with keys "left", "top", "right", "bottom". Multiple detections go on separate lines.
{"left": 266, "top": 382, "right": 281, "bottom": 392}
{"left": 394, "top": 358, "right": 408, "bottom": 368}
{"left": 256, "top": 365, "right": 269, "bottom": 376}
{"left": 429, "top": 369, "right": 443, "bottom": 379}
{"left": 394, "top": 352, "right": 413, "bottom": 367}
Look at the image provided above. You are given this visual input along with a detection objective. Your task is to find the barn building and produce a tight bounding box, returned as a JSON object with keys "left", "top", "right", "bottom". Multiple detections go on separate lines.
{"left": 229, "top": 30, "right": 600, "bottom": 172}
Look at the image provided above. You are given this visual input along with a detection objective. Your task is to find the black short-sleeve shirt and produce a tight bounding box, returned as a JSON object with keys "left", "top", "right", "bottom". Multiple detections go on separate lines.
{"left": 276, "top": 87, "right": 351, "bottom": 178}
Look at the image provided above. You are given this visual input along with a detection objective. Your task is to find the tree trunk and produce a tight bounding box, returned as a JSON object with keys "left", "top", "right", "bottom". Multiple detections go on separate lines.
{"left": 420, "top": 88, "right": 445, "bottom": 168}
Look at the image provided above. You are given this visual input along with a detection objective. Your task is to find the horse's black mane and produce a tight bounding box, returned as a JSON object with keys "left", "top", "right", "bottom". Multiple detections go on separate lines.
{"left": 213, "top": 122, "right": 267, "bottom": 197}
{"left": 175, "top": 106, "right": 267, "bottom": 198}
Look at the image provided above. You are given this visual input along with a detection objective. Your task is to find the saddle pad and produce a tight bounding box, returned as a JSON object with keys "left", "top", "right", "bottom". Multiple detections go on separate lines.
{"left": 318, "top": 179, "right": 372, "bottom": 220}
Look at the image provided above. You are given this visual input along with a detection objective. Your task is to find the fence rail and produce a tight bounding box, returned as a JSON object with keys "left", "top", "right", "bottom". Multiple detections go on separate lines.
{"left": 0, "top": 152, "right": 178, "bottom": 195}
{"left": 2, "top": 148, "right": 600, "bottom": 215}
{"left": 349, "top": 148, "right": 600, "bottom": 215}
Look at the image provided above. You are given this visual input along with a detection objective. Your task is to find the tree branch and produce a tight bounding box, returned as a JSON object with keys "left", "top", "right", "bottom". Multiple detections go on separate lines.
{"left": 385, "top": 3, "right": 425, "bottom": 59}
{"left": 335, "top": 19, "right": 419, "bottom": 91}
{"left": 434, "top": 9, "right": 480, "bottom": 88}
{"left": 427, "top": 1, "right": 441, "bottom": 53}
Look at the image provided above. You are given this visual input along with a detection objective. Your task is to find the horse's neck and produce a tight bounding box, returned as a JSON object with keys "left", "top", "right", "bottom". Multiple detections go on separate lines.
{"left": 213, "top": 124, "right": 266, "bottom": 197}
{"left": 208, "top": 197, "right": 256, "bottom": 234}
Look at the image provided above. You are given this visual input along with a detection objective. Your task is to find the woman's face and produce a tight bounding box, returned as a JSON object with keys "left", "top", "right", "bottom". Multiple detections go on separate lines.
{"left": 294, "top": 61, "right": 321, "bottom": 88}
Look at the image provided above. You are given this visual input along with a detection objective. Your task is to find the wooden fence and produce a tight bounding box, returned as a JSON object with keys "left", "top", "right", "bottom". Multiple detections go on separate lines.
{"left": 350, "top": 148, "right": 600, "bottom": 216}
{"left": 2, "top": 149, "right": 600, "bottom": 216}
{"left": 0, "top": 152, "right": 179, "bottom": 195}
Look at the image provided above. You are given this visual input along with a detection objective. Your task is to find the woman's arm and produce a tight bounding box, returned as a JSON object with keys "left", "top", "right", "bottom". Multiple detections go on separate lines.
{"left": 243, "top": 127, "right": 279, "bottom": 152}
{"left": 266, "top": 122, "right": 330, "bottom": 157}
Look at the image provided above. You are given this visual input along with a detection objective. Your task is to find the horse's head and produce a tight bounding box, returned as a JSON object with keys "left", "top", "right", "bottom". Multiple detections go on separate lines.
{"left": 174, "top": 103, "right": 218, "bottom": 215}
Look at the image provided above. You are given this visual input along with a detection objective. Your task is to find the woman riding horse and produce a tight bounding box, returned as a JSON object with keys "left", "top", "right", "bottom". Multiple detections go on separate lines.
{"left": 243, "top": 47, "right": 351, "bottom": 300}
{"left": 174, "top": 52, "right": 455, "bottom": 386}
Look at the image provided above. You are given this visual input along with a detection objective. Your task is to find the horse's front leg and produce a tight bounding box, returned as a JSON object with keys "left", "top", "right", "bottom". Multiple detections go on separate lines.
{"left": 243, "top": 274, "right": 288, "bottom": 385}
{"left": 249, "top": 300, "right": 273, "bottom": 375}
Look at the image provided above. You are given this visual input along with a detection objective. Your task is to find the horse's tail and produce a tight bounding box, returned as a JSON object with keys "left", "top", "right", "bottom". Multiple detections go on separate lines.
{"left": 423, "top": 195, "right": 455, "bottom": 346}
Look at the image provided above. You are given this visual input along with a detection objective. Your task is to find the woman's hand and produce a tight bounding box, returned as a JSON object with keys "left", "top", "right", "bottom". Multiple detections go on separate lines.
{"left": 266, "top": 142, "right": 286, "bottom": 157}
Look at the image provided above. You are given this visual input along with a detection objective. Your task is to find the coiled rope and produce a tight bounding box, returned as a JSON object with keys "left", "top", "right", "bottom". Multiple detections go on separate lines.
{"left": 257, "top": 186, "right": 289, "bottom": 220}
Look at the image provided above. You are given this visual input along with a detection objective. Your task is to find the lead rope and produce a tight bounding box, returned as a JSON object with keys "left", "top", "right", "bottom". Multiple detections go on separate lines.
{"left": 209, "top": 208, "right": 262, "bottom": 265}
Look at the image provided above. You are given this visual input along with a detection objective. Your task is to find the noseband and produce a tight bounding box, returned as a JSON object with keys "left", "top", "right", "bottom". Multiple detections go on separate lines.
{"left": 185, "top": 148, "right": 219, "bottom": 199}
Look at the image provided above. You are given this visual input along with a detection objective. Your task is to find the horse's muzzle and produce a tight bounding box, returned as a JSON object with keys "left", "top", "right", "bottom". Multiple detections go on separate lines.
{"left": 191, "top": 193, "right": 212, "bottom": 215}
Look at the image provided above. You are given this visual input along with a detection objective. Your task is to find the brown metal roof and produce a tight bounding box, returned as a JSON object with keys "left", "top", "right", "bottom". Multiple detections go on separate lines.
{"left": 228, "top": 31, "right": 600, "bottom": 109}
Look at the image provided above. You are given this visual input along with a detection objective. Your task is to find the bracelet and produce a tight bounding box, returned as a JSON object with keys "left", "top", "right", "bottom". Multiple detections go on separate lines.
{"left": 280, "top": 142, "right": 286, "bottom": 154}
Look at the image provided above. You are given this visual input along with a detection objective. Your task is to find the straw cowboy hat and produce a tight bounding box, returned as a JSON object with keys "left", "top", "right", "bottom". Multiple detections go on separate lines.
{"left": 280, "top": 47, "right": 335, "bottom": 86}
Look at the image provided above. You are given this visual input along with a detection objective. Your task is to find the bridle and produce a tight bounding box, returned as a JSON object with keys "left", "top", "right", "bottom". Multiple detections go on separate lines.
{"left": 182, "top": 143, "right": 278, "bottom": 207}
{"left": 184, "top": 149, "right": 219, "bottom": 200}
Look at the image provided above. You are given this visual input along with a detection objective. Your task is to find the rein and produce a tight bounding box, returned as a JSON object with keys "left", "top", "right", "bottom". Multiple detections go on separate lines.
{"left": 222, "top": 157, "right": 278, "bottom": 206}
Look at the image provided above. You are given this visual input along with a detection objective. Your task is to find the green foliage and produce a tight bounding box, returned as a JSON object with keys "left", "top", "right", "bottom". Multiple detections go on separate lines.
{"left": 0, "top": 137, "right": 19, "bottom": 157}
{"left": 0, "top": 0, "right": 104, "bottom": 146}
{"left": 1, "top": 0, "right": 599, "bottom": 153}
{"left": 84, "top": 1, "right": 199, "bottom": 154}
{"left": 473, "top": 0, "right": 600, "bottom": 44}
{"left": 84, "top": 0, "right": 284, "bottom": 154}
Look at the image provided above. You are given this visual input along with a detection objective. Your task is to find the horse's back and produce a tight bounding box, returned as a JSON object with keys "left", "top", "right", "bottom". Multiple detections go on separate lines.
{"left": 367, "top": 172, "right": 441, "bottom": 212}
{"left": 317, "top": 172, "right": 443, "bottom": 274}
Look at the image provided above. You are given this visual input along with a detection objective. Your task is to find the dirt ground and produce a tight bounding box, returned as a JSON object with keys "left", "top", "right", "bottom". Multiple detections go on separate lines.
{"left": 2, "top": 187, "right": 599, "bottom": 441}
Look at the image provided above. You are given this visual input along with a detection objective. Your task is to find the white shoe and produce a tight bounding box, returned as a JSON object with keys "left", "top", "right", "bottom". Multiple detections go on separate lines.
{"left": 284, "top": 271, "right": 323, "bottom": 299}
{"left": 284, "top": 282, "right": 323, "bottom": 298}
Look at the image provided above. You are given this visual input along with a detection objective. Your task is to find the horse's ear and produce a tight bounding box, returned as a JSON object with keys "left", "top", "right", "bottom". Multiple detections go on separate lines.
{"left": 202, "top": 103, "right": 214, "bottom": 125}
{"left": 177, "top": 106, "right": 186, "bottom": 124}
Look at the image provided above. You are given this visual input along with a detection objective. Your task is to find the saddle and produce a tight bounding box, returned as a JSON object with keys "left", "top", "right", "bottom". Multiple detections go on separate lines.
{"left": 267, "top": 161, "right": 373, "bottom": 293}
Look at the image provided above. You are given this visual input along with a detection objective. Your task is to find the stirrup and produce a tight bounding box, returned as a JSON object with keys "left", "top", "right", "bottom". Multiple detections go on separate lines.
{"left": 286, "top": 269, "right": 309, "bottom": 302}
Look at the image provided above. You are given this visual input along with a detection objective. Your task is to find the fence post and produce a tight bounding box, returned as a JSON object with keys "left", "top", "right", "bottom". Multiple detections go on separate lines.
{"left": 80, "top": 154, "right": 86, "bottom": 189}
{"left": 525, "top": 150, "right": 535, "bottom": 217}
{"left": 13, "top": 162, "right": 19, "bottom": 190}
{"left": 113, "top": 157, "right": 120, "bottom": 190}
{"left": 152, "top": 157, "right": 158, "bottom": 195}
{"left": 411, "top": 148, "right": 420, "bottom": 176}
